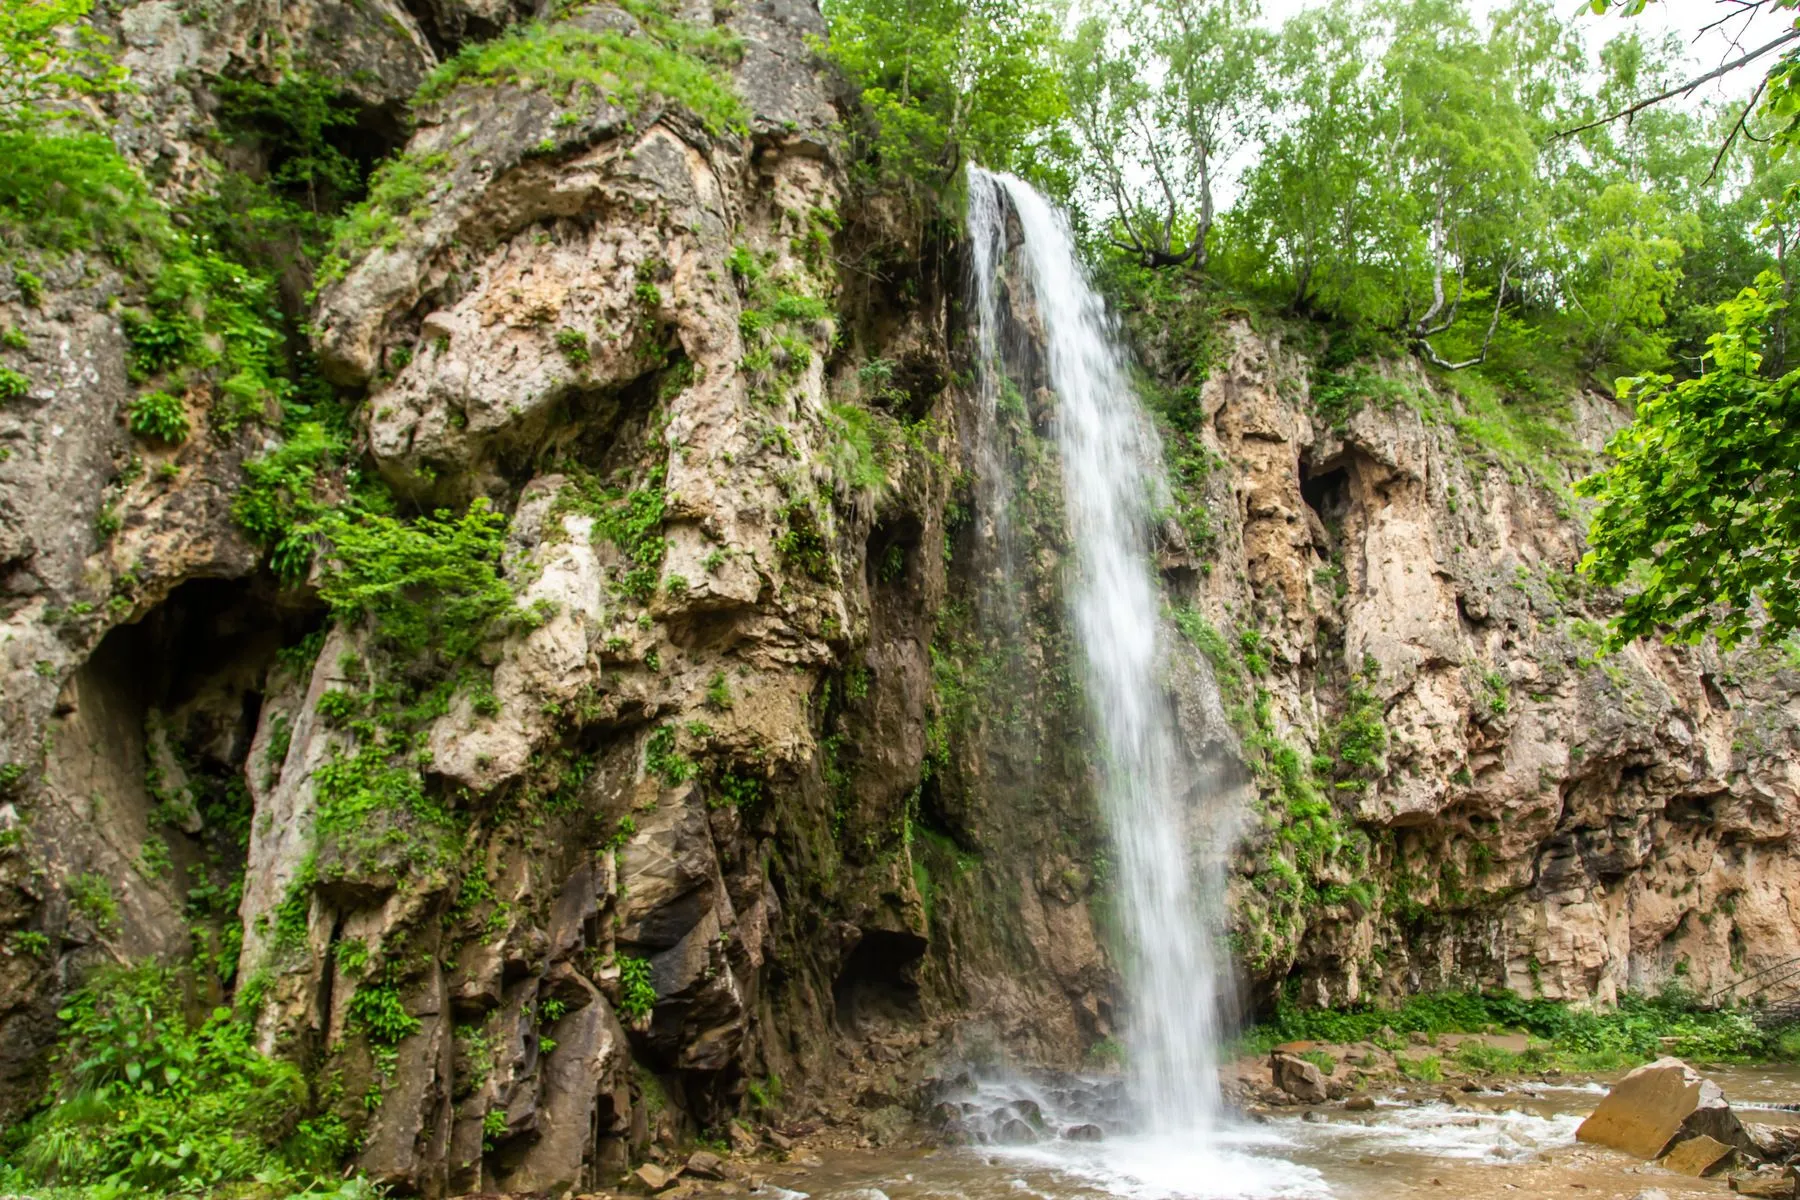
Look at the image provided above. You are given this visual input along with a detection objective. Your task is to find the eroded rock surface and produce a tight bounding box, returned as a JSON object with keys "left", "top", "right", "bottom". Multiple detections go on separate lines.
{"left": 4, "top": 0, "right": 1800, "bottom": 1183}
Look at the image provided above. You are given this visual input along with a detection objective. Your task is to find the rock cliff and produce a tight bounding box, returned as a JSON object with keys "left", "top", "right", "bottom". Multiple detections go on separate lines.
{"left": 1, "top": 0, "right": 1798, "bottom": 1188}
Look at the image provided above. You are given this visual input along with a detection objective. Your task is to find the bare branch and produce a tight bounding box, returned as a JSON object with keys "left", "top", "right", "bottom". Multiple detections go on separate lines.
{"left": 1705, "top": 74, "right": 1769, "bottom": 185}
{"left": 1554, "top": 27, "right": 1800, "bottom": 140}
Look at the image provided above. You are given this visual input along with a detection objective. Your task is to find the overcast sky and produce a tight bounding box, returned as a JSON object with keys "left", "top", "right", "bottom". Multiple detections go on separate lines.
{"left": 1254, "top": 0, "right": 1792, "bottom": 103}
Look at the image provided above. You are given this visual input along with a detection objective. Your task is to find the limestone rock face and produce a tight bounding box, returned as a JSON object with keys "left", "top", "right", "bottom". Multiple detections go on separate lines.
{"left": 1134, "top": 317, "right": 1800, "bottom": 1009}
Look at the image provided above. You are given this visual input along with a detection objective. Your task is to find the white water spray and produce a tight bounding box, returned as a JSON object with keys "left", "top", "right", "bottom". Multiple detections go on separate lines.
{"left": 965, "top": 166, "right": 1233, "bottom": 1139}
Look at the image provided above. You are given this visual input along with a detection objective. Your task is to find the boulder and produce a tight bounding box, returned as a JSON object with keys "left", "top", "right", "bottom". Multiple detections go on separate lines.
{"left": 1343, "top": 1095, "right": 1376, "bottom": 1112}
{"left": 1731, "top": 1167, "right": 1797, "bottom": 1198}
{"left": 995, "top": 1117, "right": 1039, "bottom": 1144}
{"left": 634, "top": 1162, "right": 675, "bottom": 1191}
{"left": 1661, "top": 1134, "right": 1736, "bottom": 1177}
{"left": 1576, "top": 1057, "right": 1754, "bottom": 1160}
{"left": 1749, "top": 1125, "right": 1800, "bottom": 1162}
{"left": 684, "top": 1150, "right": 728, "bottom": 1179}
{"left": 1063, "top": 1123, "right": 1104, "bottom": 1142}
{"left": 1271, "top": 1052, "right": 1329, "bottom": 1103}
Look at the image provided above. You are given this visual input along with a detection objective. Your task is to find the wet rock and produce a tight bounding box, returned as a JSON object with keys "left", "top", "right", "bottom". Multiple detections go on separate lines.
{"left": 1063, "top": 1123, "right": 1104, "bottom": 1142}
{"left": 1271, "top": 1052, "right": 1329, "bottom": 1104}
{"left": 1576, "top": 1058, "right": 1754, "bottom": 1160}
{"left": 1731, "top": 1167, "right": 1797, "bottom": 1198}
{"left": 1344, "top": 1095, "right": 1376, "bottom": 1112}
{"left": 1302, "top": 1110, "right": 1327, "bottom": 1124}
{"left": 635, "top": 1162, "right": 676, "bottom": 1191}
{"left": 994, "top": 1117, "right": 1039, "bottom": 1145}
{"left": 1011, "top": 1098, "right": 1046, "bottom": 1127}
{"left": 1661, "top": 1134, "right": 1737, "bottom": 1177}
{"left": 1749, "top": 1125, "right": 1800, "bottom": 1162}
{"left": 686, "top": 1150, "right": 728, "bottom": 1179}
{"left": 860, "top": 1105, "right": 913, "bottom": 1147}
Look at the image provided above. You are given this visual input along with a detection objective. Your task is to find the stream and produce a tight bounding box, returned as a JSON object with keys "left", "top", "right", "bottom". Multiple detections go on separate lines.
{"left": 762, "top": 1066, "right": 1800, "bottom": 1200}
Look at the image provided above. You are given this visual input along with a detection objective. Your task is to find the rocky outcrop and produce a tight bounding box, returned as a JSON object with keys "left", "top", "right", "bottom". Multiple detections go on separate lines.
{"left": 1130, "top": 316, "right": 1800, "bottom": 1010}
{"left": 7, "top": 0, "right": 1800, "bottom": 1183}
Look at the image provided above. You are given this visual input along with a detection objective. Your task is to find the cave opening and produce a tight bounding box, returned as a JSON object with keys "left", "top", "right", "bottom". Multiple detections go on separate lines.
{"left": 1299, "top": 459, "right": 1351, "bottom": 529}
{"left": 866, "top": 514, "right": 922, "bottom": 594}
{"left": 832, "top": 929, "right": 928, "bottom": 1034}
{"left": 46, "top": 575, "right": 320, "bottom": 979}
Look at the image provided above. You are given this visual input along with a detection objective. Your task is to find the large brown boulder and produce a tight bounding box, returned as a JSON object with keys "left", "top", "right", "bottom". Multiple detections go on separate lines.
{"left": 1271, "top": 1052, "right": 1329, "bottom": 1104}
{"left": 1577, "top": 1058, "right": 1756, "bottom": 1160}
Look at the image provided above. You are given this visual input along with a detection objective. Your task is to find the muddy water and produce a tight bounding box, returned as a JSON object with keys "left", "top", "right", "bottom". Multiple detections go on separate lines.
{"left": 766, "top": 1066, "right": 1800, "bottom": 1200}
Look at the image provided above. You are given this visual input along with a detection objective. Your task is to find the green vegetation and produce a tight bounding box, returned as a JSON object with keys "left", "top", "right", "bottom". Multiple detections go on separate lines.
{"left": 1580, "top": 276, "right": 1800, "bottom": 648}
{"left": 309, "top": 499, "right": 514, "bottom": 660}
{"left": 1247, "top": 988, "right": 1793, "bottom": 1071}
{"left": 823, "top": 0, "right": 1068, "bottom": 200}
{"left": 550, "top": 464, "right": 669, "bottom": 601}
{"left": 413, "top": 0, "right": 744, "bottom": 134}
{"left": 0, "top": 966, "right": 362, "bottom": 1196}
{"left": 777, "top": 499, "right": 833, "bottom": 583}
{"left": 126, "top": 390, "right": 190, "bottom": 445}
{"left": 65, "top": 873, "right": 117, "bottom": 932}
{"left": 0, "top": 364, "right": 28, "bottom": 402}
{"left": 1173, "top": 606, "right": 1371, "bottom": 966}
{"left": 314, "top": 151, "right": 448, "bottom": 289}
{"left": 644, "top": 724, "right": 696, "bottom": 787}
{"left": 616, "top": 954, "right": 657, "bottom": 1021}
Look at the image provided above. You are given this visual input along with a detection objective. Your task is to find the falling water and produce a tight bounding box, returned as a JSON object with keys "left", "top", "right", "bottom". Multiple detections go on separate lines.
{"left": 965, "top": 166, "right": 1230, "bottom": 1140}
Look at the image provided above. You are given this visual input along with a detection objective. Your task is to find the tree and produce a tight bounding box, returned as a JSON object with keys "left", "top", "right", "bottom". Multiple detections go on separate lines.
{"left": 1579, "top": 275, "right": 1800, "bottom": 647}
{"left": 1230, "top": 0, "right": 1540, "bottom": 368}
{"left": 1063, "top": 0, "right": 1270, "bottom": 269}
{"left": 823, "top": 0, "right": 1068, "bottom": 197}
{"left": 1228, "top": 0, "right": 1383, "bottom": 311}
{"left": 1558, "top": 181, "right": 1692, "bottom": 372}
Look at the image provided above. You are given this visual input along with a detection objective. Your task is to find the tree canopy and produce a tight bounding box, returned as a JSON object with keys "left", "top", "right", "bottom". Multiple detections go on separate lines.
{"left": 822, "top": 0, "right": 1800, "bottom": 648}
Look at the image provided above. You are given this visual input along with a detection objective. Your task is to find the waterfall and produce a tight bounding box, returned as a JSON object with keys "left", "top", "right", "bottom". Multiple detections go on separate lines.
{"left": 965, "top": 166, "right": 1230, "bottom": 1139}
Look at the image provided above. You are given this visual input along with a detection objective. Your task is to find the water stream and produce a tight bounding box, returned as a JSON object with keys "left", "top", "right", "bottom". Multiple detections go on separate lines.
{"left": 963, "top": 167, "right": 1247, "bottom": 1180}
{"left": 777, "top": 1066, "right": 1800, "bottom": 1199}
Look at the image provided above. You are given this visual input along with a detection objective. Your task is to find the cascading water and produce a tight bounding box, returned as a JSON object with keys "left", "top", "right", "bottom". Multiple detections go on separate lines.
{"left": 965, "top": 166, "right": 1234, "bottom": 1143}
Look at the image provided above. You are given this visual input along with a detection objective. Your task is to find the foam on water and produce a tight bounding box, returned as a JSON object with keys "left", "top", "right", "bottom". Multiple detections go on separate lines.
{"left": 1275, "top": 1102, "right": 1583, "bottom": 1163}
{"left": 992, "top": 1131, "right": 1331, "bottom": 1200}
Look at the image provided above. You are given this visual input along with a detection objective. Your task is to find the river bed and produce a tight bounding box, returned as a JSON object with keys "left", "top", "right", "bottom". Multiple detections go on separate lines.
{"left": 758, "top": 1066, "right": 1800, "bottom": 1200}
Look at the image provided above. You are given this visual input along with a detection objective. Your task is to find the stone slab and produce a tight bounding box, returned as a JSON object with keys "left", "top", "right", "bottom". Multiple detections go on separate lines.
{"left": 1577, "top": 1057, "right": 1705, "bottom": 1159}
{"left": 1661, "top": 1134, "right": 1735, "bottom": 1177}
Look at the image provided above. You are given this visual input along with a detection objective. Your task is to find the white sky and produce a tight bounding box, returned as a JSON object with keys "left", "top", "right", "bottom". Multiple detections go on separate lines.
{"left": 1256, "top": 0, "right": 1793, "bottom": 103}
